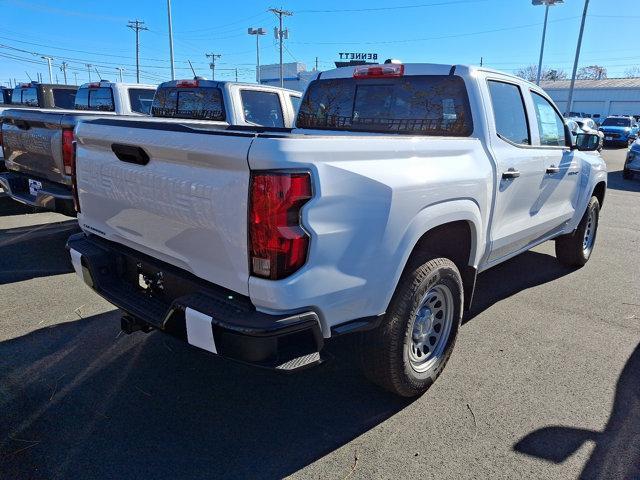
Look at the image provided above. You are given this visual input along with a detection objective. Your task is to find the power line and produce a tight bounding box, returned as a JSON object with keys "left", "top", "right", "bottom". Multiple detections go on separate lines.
{"left": 297, "top": 0, "right": 489, "bottom": 13}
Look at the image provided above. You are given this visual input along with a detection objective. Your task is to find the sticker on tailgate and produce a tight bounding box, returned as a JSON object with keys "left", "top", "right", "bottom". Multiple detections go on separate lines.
{"left": 28, "top": 179, "right": 42, "bottom": 196}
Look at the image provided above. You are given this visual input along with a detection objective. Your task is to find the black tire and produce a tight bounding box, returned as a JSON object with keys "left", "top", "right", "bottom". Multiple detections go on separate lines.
{"left": 555, "top": 196, "right": 600, "bottom": 267}
{"left": 623, "top": 169, "right": 634, "bottom": 180}
{"left": 359, "top": 257, "right": 462, "bottom": 397}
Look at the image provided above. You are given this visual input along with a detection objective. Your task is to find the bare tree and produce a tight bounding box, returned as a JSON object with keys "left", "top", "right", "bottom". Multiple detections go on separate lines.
{"left": 513, "top": 65, "right": 568, "bottom": 82}
{"left": 624, "top": 66, "right": 640, "bottom": 78}
{"left": 577, "top": 65, "right": 607, "bottom": 80}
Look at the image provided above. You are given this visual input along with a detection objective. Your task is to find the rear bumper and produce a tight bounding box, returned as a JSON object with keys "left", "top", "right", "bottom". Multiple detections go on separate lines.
{"left": 66, "top": 233, "right": 325, "bottom": 371}
{"left": 0, "top": 171, "right": 74, "bottom": 215}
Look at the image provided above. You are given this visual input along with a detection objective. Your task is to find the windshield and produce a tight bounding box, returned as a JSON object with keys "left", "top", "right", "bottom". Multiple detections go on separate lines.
{"left": 297, "top": 74, "right": 473, "bottom": 136}
{"left": 151, "top": 87, "right": 225, "bottom": 121}
{"left": 602, "top": 117, "right": 631, "bottom": 127}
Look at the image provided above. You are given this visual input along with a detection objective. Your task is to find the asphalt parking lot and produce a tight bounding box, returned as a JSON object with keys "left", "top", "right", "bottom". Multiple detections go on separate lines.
{"left": 0, "top": 148, "right": 638, "bottom": 480}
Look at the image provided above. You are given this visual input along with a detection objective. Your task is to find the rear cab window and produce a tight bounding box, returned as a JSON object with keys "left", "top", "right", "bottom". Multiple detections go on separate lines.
{"left": 240, "top": 90, "right": 284, "bottom": 127}
{"left": 128, "top": 88, "right": 155, "bottom": 114}
{"left": 289, "top": 94, "right": 301, "bottom": 114}
{"left": 151, "top": 80, "right": 225, "bottom": 121}
{"left": 74, "top": 87, "right": 114, "bottom": 111}
{"left": 297, "top": 74, "right": 473, "bottom": 136}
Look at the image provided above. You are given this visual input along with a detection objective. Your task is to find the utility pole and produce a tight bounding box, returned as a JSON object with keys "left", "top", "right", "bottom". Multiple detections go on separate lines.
{"left": 566, "top": 0, "right": 589, "bottom": 115}
{"left": 73, "top": 72, "right": 78, "bottom": 85}
{"left": 86, "top": 64, "right": 93, "bottom": 82}
{"left": 127, "top": 19, "right": 148, "bottom": 83}
{"left": 480, "top": 56, "right": 483, "bottom": 67}
{"left": 269, "top": 8, "right": 292, "bottom": 88}
{"left": 167, "top": 0, "right": 175, "bottom": 80}
{"left": 60, "top": 62, "right": 68, "bottom": 84}
{"left": 206, "top": 53, "right": 221, "bottom": 80}
{"left": 248, "top": 27, "right": 266, "bottom": 83}
{"left": 235, "top": 68, "right": 238, "bottom": 82}
{"left": 41, "top": 56, "right": 53, "bottom": 83}
{"left": 315, "top": 56, "right": 318, "bottom": 71}
{"left": 116, "top": 67, "right": 125, "bottom": 82}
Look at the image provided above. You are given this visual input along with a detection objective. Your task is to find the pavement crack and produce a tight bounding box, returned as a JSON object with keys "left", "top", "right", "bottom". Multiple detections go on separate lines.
{"left": 342, "top": 448, "right": 359, "bottom": 480}
{"left": 466, "top": 403, "right": 478, "bottom": 440}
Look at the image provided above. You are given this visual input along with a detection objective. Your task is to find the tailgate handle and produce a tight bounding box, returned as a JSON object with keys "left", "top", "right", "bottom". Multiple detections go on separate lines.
{"left": 111, "top": 144, "right": 150, "bottom": 166}
{"left": 14, "top": 120, "right": 30, "bottom": 130}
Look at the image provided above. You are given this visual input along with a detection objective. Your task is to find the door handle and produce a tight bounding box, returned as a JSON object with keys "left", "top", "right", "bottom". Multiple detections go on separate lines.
{"left": 502, "top": 168, "right": 520, "bottom": 179}
{"left": 546, "top": 165, "right": 560, "bottom": 174}
{"left": 111, "top": 143, "right": 150, "bottom": 166}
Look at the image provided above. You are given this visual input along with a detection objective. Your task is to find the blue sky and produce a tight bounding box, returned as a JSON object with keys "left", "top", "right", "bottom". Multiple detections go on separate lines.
{"left": 0, "top": 0, "right": 638, "bottom": 86}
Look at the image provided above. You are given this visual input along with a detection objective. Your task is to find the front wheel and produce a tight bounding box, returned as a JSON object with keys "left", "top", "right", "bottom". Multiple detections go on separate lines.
{"left": 359, "top": 257, "right": 462, "bottom": 397}
{"left": 555, "top": 196, "right": 600, "bottom": 267}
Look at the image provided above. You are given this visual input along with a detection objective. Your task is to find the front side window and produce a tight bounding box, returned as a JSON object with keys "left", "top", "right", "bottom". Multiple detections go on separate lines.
{"left": 241, "top": 90, "right": 284, "bottom": 127}
{"left": 487, "top": 80, "right": 530, "bottom": 145}
{"left": 151, "top": 87, "right": 225, "bottom": 121}
{"left": 297, "top": 75, "right": 473, "bottom": 136}
{"left": 128, "top": 88, "right": 155, "bottom": 114}
{"left": 531, "top": 92, "right": 566, "bottom": 147}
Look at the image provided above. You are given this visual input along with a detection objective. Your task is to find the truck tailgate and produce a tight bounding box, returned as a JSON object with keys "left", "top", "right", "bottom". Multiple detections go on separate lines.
{"left": 2, "top": 109, "right": 71, "bottom": 185}
{"left": 74, "top": 119, "right": 254, "bottom": 296}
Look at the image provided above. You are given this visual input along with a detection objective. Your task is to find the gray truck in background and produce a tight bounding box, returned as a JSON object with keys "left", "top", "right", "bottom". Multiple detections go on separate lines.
{"left": 0, "top": 81, "right": 156, "bottom": 215}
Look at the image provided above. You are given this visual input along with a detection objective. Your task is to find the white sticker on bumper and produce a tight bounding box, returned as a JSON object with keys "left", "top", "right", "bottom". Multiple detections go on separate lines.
{"left": 185, "top": 307, "right": 217, "bottom": 354}
{"left": 69, "top": 249, "right": 84, "bottom": 279}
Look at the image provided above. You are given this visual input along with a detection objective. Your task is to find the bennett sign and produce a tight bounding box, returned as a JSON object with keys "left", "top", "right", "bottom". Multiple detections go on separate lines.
{"left": 338, "top": 52, "right": 378, "bottom": 61}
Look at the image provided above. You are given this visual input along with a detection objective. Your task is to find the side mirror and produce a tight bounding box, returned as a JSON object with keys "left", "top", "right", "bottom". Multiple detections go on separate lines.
{"left": 574, "top": 133, "right": 600, "bottom": 152}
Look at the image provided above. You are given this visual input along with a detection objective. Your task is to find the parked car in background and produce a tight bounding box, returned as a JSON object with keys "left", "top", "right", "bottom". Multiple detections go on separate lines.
{"left": 150, "top": 78, "right": 301, "bottom": 126}
{"left": 0, "top": 81, "right": 156, "bottom": 215}
{"left": 624, "top": 137, "right": 640, "bottom": 179}
{"left": 67, "top": 63, "right": 606, "bottom": 397}
{"left": 591, "top": 113, "right": 603, "bottom": 125}
{"left": 599, "top": 116, "right": 639, "bottom": 147}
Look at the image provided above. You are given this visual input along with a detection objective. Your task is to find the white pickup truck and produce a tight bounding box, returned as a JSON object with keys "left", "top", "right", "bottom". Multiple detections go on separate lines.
{"left": 67, "top": 63, "right": 606, "bottom": 397}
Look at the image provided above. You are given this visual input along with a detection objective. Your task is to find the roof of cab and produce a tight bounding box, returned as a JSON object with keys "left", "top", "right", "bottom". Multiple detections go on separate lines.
{"left": 157, "top": 79, "right": 301, "bottom": 95}
{"left": 78, "top": 81, "right": 156, "bottom": 89}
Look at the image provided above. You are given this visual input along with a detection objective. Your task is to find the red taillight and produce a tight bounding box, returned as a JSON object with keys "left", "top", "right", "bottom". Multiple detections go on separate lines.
{"left": 61, "top": 129, "right": 80, "bottom": 212}
{"left": 62, "top": 129, "right": 74, "bottom": 175}
{"left": 249, "top": 172, "right": 312, "bottom": 280}
{"left": 176, "top": 79, "right": 199, "bottom": 88}
{"left": 87, "top": 82, "right": 100, "bottom": 88}
{"left": 353, "top": 64, "right": 404, "bottom": 79}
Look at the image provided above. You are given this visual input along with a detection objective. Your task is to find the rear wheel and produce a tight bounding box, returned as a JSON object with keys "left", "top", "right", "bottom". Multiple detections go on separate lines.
{"left": 359, "top": 257, "right": 462, "bottom": 397}
{"left": 555, "top": 196, "right": 600, "bottom": 267}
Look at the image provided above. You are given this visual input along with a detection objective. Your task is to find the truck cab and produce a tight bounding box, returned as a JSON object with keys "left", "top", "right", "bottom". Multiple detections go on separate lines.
{"left": 8, "top": 82, "right": 77, "bottom": 110}
{"left": 73, "top": 81, "right": 156, "bottom": 115}
{"left": 151, "top": 79, "right": 301, "bottom": 127}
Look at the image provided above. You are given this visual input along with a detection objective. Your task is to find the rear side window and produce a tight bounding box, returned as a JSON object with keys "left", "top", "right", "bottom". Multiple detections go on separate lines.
{"left": 531, "top": 92, "right": 566, "bottom": 147}
{"left": 73, "top": 88, "right": 113, "bottom": 111}
{"left": 289, "top": 95, "right": 301, "bottom": 113}
{"left": 14, "top": 87, "right": 38, "bottom": 106}
{"left": 53, "top": 89, "right": 76, "bottom": 109}
{"left": 241, "top": 90, "right": 284, "bottom": 127}
{"left": 128, "top": 88, "right": 155, "bottom": 114}
{"left": 487, "top": 80, "right": 530, "bottom": 145}
{"left": 151, "top": 87, "right": 225, "bottom": 121}
{"left": 297, "top": 75, "right": 473, "bottom": 136}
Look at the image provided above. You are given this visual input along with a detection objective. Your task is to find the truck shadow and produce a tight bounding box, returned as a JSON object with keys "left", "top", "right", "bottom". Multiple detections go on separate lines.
{"left": 606, "top": 169, "right": 640, "bottom": 193}
{"left": 0, "top": 194, "right": 38, "bottom": 217}
{"left": 0, "top": 219, "right": 79, "bottom": 285}
{"left": 513, "top": 344, "right": 640, "bottom": 479}
{"left": 0, "top": 312, "right": 411, "bottom": 480}
{"left": 464, "top": 250, "right": 571, "bottom": 324}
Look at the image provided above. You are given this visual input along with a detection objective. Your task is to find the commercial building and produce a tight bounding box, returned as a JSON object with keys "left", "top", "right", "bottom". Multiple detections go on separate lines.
{"left": 542, "top": 78, "right": 640, "bottom": 117}
{"left": 259, "top": 62, "right": 318, "bottom": 92}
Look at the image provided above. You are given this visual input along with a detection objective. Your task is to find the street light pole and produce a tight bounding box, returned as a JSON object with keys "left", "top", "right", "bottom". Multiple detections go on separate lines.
{"left": 167, "top": 0, "right": 175, "bottom": 80}
{"left": 566, "top": 0, "right": 590, "bottom": 115}
{"left": 248, "top": 27, "right": 266, "bottom": 83}
{"left": 532, "top": 0, "right": 564, "bottom": 86}
{"left": 41, "top": 56, "right": 53, "bottom": 83}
